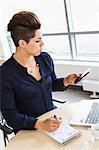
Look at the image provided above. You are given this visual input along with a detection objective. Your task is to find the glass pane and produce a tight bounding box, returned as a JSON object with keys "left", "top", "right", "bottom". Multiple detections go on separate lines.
{"left": 0, "top": 0, "right": 67, "bottom": 33}
{"left": 6, "top": 32, "right": 15, "bottom": 54}
{"left": 0, "top": 29, "right": 12, "bottom": 59}
{"left": 42, "top": 35, "right": 71, "bottom": 59}
{"left": 69, "top": 0, "right": 99, "bottom": 31}
{"left": 0, "top": 0, "right": 68, "bottom": 58}
{"left": 76, "top": 34, "right": 99, "bottom": 61}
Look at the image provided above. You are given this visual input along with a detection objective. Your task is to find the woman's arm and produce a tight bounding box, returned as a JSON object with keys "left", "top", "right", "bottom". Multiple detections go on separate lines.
{"left": 1, "top": 69, "right": 37, "bottom": 132}
{"left": 49, "top": 55, "right": 80, "bottom": 91}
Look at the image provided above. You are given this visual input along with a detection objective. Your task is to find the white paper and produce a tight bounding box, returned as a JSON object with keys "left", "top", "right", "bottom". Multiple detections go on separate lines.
{"left": 44, "top": 122, "right": 81, "bottom": 144}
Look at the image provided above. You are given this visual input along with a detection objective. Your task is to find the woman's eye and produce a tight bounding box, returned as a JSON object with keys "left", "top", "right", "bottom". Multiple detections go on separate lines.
{"left": 36, "top": 41, "right": 40, "bottom": 43}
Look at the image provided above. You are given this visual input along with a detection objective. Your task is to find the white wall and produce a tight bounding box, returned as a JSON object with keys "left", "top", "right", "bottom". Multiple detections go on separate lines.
{"left": 0, "top": 28, "right": 11, "bottom": 60}
{"left": 54, "top": 60, "right": 99, "bottom": 86}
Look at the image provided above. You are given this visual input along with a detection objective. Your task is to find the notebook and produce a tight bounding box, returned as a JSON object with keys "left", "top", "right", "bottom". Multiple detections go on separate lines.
{"left": 70, "top": 100, "right": 99, "bottom": 126}
{"left": 43, "top": 122, "right": 81, "bottom": 145}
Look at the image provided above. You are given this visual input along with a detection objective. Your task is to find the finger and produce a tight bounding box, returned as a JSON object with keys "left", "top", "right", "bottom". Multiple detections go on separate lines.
{"left": 52, "top": 121, "right": 62, "bottom": 128}
{"left": 52, "top": 119, "right": 62, "bottom": 125}
{"left": 50, "top": 126, "right": 60, "bottom": 131}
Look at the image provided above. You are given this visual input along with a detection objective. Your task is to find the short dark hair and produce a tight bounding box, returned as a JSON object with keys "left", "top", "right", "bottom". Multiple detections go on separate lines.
{"left": 7, "top": 11, "right": 41, "bottom": 47}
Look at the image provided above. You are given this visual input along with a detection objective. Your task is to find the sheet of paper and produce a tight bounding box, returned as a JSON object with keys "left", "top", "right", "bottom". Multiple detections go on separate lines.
{"left": 44, "top": 122, "right": 81, "bottom": 144}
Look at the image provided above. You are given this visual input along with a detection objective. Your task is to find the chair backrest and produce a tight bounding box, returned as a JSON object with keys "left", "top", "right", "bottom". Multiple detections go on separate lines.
{"left": 0, "top": 111, "right": 13, "bottom": 133}
{"left": 0, "top": 111, "right": 14, "bottom": 146}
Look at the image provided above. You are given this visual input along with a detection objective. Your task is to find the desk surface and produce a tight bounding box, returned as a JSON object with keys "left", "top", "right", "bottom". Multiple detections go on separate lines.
{"left": 5, "top": 102, "right": 99, "bottom": 150}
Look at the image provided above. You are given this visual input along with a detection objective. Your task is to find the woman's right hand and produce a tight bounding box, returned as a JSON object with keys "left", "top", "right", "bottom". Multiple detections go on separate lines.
{"left": 34, "top": 117, "right": 62, "bottom": 132}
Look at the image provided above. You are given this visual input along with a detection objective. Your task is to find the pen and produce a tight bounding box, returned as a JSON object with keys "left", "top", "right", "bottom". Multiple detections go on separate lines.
{"left": 54, "top": 115, "right": 62, "bottom": 120}
{"left": 54, "top": 115, "right": 57, "bottom": 119}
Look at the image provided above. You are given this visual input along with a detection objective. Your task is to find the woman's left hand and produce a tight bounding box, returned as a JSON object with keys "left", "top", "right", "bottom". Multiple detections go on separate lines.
{"left": 63, "top": 73, "right": 81, "bottom": 86}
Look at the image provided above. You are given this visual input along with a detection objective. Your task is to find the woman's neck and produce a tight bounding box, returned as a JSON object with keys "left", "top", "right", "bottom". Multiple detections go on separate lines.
{"left": 13, "top": 50, "right": 36, "bottom": 68}
{"left": 13, "top": 49, "right": 41, "bottom": 81}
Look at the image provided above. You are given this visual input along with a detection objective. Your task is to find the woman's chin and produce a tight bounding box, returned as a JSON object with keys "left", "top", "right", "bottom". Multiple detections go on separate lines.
{"left": 35, "top": 51, "right": 41, "bottom": 56}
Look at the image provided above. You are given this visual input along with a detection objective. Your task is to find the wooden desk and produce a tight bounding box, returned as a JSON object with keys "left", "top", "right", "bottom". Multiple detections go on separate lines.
{"left": 5, "top": 102, "right": 99, "bottom": 150}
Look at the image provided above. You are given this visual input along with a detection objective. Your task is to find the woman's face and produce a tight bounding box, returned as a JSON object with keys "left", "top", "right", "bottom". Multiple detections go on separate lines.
{"left": 25, "top": 29, "right": 44, "bottom": 56}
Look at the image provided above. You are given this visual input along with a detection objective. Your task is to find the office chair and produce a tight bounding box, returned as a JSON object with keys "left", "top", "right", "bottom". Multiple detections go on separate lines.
{"left": 0, "top": 111, "right": 13, "bottom": 146}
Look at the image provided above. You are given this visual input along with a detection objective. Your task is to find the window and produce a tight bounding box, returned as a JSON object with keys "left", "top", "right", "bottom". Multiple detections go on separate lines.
{"left": 75, "top": 34, "right": 99, "bottom": 61}
{"left": 66, "top": 0, "right": 99, "bottom": 61}
{"left": 43, "top": 35, "right": 71, "bottom": 59}
{"left": 0, "top": 0, "right": 99, "bottom": 62}
{"left": 69, "top": 0, "right": 99, "bottom": 31}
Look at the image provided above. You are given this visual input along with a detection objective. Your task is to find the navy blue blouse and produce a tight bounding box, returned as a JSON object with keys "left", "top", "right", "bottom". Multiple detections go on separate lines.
{"left": 0, "top": 52, "right": 66, "bottom": 132}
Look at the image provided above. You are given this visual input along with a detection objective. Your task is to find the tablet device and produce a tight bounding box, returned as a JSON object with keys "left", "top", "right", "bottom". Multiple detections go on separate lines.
{"left": 74, "top": 68, "right": 90, "bottom": 84}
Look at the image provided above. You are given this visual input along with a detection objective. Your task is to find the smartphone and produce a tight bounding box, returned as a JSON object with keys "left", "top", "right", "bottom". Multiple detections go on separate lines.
{"left": 74, "top": 68, "right": 90, "bottom": 84}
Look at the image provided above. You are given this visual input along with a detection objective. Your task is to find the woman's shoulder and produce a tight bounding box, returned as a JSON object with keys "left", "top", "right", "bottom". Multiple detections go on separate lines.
{"left": 41, "top": 52, "right": 52, "bottom": 61}
{"left": 0, "top": 56, "right": 14, "bottom": 73}
{"left": 40, "top": 52, "right": 54, "bottom": 69}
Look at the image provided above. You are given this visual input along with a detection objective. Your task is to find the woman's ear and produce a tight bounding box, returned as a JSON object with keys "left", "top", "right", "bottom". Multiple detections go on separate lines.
{"left": 18, "top": 39, "right": 27, "bottom": 48}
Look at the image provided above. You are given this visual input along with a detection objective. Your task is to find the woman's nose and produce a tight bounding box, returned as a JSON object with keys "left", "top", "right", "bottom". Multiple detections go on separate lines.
{"left": 41, "top": 40, "right": 44, "bottom": 46}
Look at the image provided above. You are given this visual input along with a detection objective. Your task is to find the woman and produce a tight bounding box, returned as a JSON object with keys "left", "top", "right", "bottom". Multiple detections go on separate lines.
{"left": 0, "top": 11, "right": 80, "bottom": 133}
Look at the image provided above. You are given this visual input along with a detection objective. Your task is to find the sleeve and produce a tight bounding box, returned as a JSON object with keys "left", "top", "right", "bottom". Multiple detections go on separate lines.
{"left": 49, "top": 56, "right": 68, "bottom": 91}
{"left": 0, "top": 68, "right": 37, "bottom": 132}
